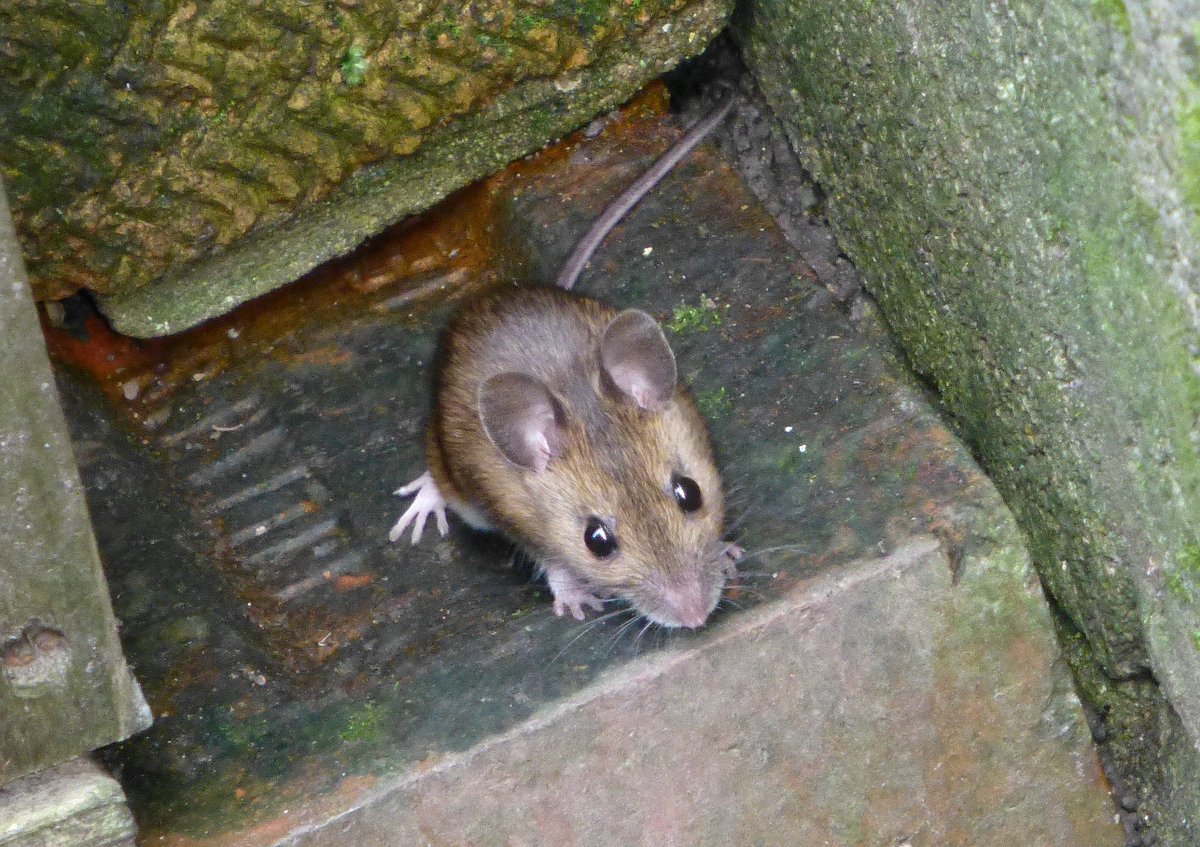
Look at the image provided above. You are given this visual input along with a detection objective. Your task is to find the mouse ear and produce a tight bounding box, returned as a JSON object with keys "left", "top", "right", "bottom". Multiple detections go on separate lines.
{"left": 600, "top": 309, "right": 677, "bottom": 411}
{"left": 478, "top": 373, "right": 565, "bottom": 473}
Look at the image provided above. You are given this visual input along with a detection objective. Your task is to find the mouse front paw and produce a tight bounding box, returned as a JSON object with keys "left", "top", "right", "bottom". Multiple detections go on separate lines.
{"left": 544, "top": 567, "right": 606, "bottom": 621}
{"left": 389, "top": 470, "right": 449, "bottom": 544}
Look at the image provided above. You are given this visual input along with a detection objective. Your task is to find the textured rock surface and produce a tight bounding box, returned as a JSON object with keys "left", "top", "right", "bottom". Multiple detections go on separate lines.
{"left": 292, "top": 540, "right": 1120, "bottom": 847}
{"left": 0, "top": 181, "right": 150, "bottom": 784}
{"left": 733, "top": 1, "right": 1200, "bottom": 842}
{"left": 0, "top": 757, "right": 137, "bottom": 847}
{"left": 0, "top": 0, "right": 730, "bottom": 335}
{"left": 55, "top": 107, "right": 1118, "bottom": 845}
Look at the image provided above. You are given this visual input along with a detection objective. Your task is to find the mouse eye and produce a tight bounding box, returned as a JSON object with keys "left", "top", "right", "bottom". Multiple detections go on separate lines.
{"left": 584, "top": 517, "right": 618, "bottom": 558}
{"left": 672, "top": 475, "right": 703, "bottom": 513}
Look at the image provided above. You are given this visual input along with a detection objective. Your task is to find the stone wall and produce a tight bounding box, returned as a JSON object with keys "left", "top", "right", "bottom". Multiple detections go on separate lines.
{"left": 0, "top": 183, "right": 150, "bottom": 784}
{"left": 0, "top": 0, "right": 730, "bottom": 335}
{"left": 733, "top": 1, "right": 1200, "bottom": 841}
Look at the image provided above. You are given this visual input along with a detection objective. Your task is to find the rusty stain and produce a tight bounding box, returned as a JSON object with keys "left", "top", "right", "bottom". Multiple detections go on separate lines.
{"left": 41, "top": 84, "right": 673, "bottom": 433}
{"left": 1, "top": 622, "right": 71, "bottom": 689}
{"left": 29, "top": 626, "right": 68, "bottom": 653}
{"left": 276, "top": 346, "right": 357, "bottom": 368}
{"left": 0, "top": 640, "right": 36, "bottom": 668}
{"left": 333, "top": 573, "right": 374, "bottom": 592}
{"left": 1, "top": 622, "right": 69, "bottom": 668}
{"left": 934, "top": 526, "right": 967, "bottom": 586}
{"left": 414, "top": 752, "right": 446, "bottom": 773}
{"left": 150, "top": 645, "right": 224, "bottom": 717}
{"left": 146, "top": 773, "right": 378, "bottom": 847}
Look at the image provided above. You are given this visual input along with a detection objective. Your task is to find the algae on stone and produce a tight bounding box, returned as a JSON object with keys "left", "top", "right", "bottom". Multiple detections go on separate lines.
{"left": 735, "top": 0, "right": 1200, "bottom": 841}
{"left": 0, "top": 0, "right": 731, "bottom": 335}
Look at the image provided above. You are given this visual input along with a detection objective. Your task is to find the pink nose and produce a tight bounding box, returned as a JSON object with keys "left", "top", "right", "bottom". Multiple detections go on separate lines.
{"left": 661, "top": 580, "right": 713, "bottom": 629}
{"left": 678, "top": 609, "right": 708, "bottom": 629}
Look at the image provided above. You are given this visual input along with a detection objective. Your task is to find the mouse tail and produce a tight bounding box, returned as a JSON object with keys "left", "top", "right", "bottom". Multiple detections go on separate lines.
{"left": 554, "top": 91, "right": 734, "bottom": 292}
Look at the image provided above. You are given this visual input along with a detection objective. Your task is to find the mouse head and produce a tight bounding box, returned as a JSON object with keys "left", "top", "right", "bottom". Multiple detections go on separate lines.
{"left": 478, "top": 308, "right": 736, "bottom": 628}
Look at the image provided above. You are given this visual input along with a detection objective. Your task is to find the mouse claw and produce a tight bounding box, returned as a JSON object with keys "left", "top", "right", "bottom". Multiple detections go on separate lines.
{"left": 552, "top": 595, "right": 609, "bottom": 619}
{"left": 553, "top": 594, "right": 606, "bottom": 622}
{"left": 389, "top": 470, "right": 449, "bottom": 544}
{"left": 545, "top": 567, "right": 606, "bottom": 621}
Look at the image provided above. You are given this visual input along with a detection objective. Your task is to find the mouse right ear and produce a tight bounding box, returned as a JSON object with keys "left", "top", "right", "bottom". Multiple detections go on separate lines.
{"left": 600, "top": 309, "right": 677, "bottom": 411}
{"left": 478, "top": 373, "right": 565, "bottom": 473}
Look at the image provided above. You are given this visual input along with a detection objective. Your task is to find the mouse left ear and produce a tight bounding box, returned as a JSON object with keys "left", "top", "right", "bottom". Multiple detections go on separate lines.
{"left": 478, "top": 372, "right": 565, "bottom": 473}
{"left": 600, "top": 309, "right": 677, "bottom": 411}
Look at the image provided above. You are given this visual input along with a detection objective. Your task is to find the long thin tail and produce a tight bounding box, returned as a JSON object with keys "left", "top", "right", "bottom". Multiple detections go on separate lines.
{"left": 555, "top": 92, "right": 735, "bottom": 291}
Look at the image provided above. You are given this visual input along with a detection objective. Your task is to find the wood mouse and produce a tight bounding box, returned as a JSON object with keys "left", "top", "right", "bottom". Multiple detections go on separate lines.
{"left": 389, "top": 94, "right": 741, "bottom": 629}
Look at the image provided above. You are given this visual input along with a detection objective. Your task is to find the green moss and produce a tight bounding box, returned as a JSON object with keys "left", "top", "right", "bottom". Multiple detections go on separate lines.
{"left": 216, "top": 712, "right": 272, "bottom": 754}
{"left": 208, "top": 98, "right": 242, "bottom": 129}
{"left": 1051, "top": 608, "right": 1197, "bottom": 831}
{"left": 668, "top": 295, "right": 727, "bottom": 333}
{"left": 695, "top": 385, "right": 733, "bottom": 418}
{"left": 515, "top": 12, "right": 551, "bottom": 34}
{"left": 565, "top": 0, "right": 614, "bottom": 33}
{"left": 775, "top": 445, "right": 804, "bottom": 475}
{"left": 1179, "top": 98, "right": 1200, "bottom": 220}
{"left": 1091, "top": 0, "right": 1131, "bottom": 37}
{"left": 339, "top": 45, "right": 368, "bottom": 86}
{"left": 425, "top": 17, "right": 463, "bottom": 41}
{"left": 340, "top": 699, "right": 387, "bottom": 742}
{"left": 509, "top": 604, "right": 537, "bottom": 619}
{"left": 1169, "top": 544, "right": 1200, "bottom": 603}
{"left": 476, "top": 31, "right": 514, "bottom": 58}
{"left": 1168, "top": 569, "right": 1196, "bottom": 604}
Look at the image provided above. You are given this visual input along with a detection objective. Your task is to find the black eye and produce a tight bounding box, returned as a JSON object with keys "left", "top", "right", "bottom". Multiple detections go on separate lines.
{"left": 672, "top": 475, "right": 703, "bottom": 513}
{"left": 584, "top": 517, "right": 618, "bottom": 558}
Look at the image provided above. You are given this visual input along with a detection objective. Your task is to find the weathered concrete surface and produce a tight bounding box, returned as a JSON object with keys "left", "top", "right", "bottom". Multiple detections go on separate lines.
{"left": 0, "top": 0, "right": 731, "bottom": 336}
{"left": 55, "top": 106, "right": 1119, "bottom": 844}
{"left": 0, "top": 757, "right": 136, "bottom": 847}
{"left": 733, "top": 2, "right": 1200, "bottom": 842}
{"left": 0, "top": 180, "right": 150, "bottom": 784}
{"left": 292, "top": 539, "right": 1117, "bottom": 847}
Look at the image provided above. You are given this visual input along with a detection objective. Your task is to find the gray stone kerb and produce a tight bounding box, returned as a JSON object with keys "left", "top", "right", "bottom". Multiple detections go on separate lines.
{"left": 287, "top": 538, "right": 1120, "bottom": 847}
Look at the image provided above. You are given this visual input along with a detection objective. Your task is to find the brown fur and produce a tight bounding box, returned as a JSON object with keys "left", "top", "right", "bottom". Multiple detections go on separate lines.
{"left": 426, "top": 285, "right": 730, "bottom": 625}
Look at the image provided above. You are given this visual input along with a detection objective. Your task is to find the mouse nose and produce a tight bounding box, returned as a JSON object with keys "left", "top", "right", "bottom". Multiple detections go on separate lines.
{"left": 678, "top": 609, "right": 709, "bottom": 630}
{"left": 659, "top": 578, "right": 716, "bottom": 629}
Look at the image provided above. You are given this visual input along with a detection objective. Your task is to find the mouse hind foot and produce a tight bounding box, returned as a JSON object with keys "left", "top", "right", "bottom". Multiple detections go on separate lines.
{"left": 389, "top": 470, "right": 449, "bottom": 544}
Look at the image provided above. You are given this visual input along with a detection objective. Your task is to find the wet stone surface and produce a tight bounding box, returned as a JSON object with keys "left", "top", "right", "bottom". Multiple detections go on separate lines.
{"left": 54, "top": 106, "right": 1113, "bottom": 843}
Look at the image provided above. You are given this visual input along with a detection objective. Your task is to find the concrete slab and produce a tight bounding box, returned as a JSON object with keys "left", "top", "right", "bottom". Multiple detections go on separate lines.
{"left": 51, "top": 103, "right": 1121, "bottom": 844}
{"left": 0, "top": 178, "right": 150, "bottom": 783}
{"left": 0, "top": 757, "right": 136, "bottom": 847}
{"left": 292, "top": 539, "right": 1115, "bottom": 847}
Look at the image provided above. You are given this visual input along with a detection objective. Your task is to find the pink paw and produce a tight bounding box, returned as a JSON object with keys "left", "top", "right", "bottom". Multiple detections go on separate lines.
{"left": 389, "top": 470, "right": 449, "bottom": 544}
{"left": 545, "top": 567, "right": 606, "bottom": 621}
{"left": 552, "top": 592, "right": 606, "bottom": 621}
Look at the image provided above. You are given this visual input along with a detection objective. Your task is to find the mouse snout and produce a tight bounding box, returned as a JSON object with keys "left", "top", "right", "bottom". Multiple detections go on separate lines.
{"left": 677, "top": 608, "right": 709, "bottom": 630}
{"left": 650, "top": 574, "right": 720, "bottom": 629}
